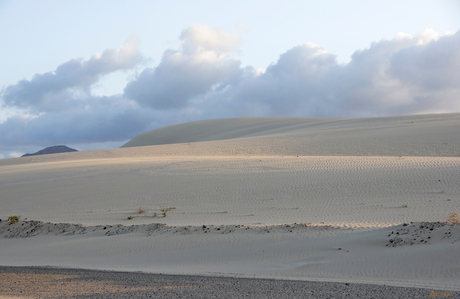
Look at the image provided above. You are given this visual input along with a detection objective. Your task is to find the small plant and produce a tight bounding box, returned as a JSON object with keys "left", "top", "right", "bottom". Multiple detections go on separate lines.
{"left": 7, "top": 215, "right": 20, "bottom": 224}
{"left": 152, "top": 212, "right": 157, "bottom": 218}
{"left": 161, "top": 208, "right": 170, "bottom": 217}
{"left": 447, "top": 213, "right": 459, "bottom": 224}
{"left": 402, "top": 204, "right": 408, "bottom": 208}
{"left": 160, "top": 207, "right": 176, "bottom": 218}
{"left": 127, "top": 216, "right": 133, "bottom": 220}
{"left": 138, "top": 207, "right": 147, "bottom": 214}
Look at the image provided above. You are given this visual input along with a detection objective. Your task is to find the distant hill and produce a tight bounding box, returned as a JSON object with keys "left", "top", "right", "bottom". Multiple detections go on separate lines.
{"left": 22, "top": 145, "right": 78, "bottom": 157}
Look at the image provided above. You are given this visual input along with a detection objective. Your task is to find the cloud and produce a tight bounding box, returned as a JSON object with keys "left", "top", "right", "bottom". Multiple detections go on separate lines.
{"left": 124, "top": 25, "right": 243, "bottom": 109}
{"left": 0, "top": 96, "right": 150, "bottom": 146}
{"left": 124, "top": 27, "right": 460, "bottom": 119}
{"left": 1, "top": 36, "right": 143, "bottom": 112}
{"left": 389, "top": 31, "right": 460, "bottom": 90}
{"left": 1, "top": 26, "right": 460, "bottom": 158}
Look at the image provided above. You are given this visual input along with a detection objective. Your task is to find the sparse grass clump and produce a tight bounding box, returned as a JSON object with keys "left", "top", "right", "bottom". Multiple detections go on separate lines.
{"left": 160, "top": 207, "right": 176, "bottom": 218}
{"left": 447, "top": 212, "right": 459, "bottom": 224}
{"left": 126, "top": 207, "right": 175, "bottom": 220}
{"left": 7, "top": 215, "right": 20, "bottom": 224}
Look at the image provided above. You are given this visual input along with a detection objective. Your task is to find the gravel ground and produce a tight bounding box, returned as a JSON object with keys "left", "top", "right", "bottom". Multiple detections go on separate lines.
{"left": 1, "top": 266, "right": 457, "bottom": 299}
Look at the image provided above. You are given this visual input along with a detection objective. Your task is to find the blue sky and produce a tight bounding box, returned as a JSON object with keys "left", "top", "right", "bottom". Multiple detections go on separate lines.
{"left": 0, "top": 0, "right": 459, "bottom": 158}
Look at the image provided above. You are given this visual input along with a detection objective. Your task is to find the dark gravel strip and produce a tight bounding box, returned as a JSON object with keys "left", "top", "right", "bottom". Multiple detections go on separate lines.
{"left": 0, "top": 266, "right": 457, "bottom": 299}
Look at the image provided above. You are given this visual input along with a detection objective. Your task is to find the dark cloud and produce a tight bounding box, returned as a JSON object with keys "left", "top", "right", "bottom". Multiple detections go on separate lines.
{"left": 0, "top": 96, "right": 151, "bottom": 146}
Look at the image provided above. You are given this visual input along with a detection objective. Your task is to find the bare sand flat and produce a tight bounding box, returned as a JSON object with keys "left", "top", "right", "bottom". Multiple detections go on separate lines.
{"left": 1, "top": 114, "right": 460, "bottom": 295}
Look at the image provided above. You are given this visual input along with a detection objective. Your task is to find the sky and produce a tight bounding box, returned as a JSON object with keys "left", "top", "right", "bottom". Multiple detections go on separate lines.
{"left": 0, "top": 0, "right": 459, "bottom": 158}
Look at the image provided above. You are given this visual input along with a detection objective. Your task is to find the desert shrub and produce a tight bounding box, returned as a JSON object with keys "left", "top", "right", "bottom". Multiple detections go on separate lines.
{"left": 7, "top": 215, "right": 20, "bottom": 224}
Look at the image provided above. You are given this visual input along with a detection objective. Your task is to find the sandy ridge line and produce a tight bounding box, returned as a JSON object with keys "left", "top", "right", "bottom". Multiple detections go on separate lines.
{"left": 2, "top": 220, "right": 459, "bottom": 248}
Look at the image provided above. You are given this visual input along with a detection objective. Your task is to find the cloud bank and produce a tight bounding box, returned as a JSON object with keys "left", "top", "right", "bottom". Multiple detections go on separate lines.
{"left": 1, "top": 26, "right": 459, "bottom": 158}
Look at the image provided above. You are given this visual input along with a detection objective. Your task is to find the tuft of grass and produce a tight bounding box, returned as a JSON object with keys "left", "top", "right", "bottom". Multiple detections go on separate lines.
{"left": 127, "top": 216, "right": 133, "bottom": 220}
{"left": 447, "top": 212, "right": 459, "bottom": 224}
{"left": 138, "top": 207, "right": 147, "bottom": 214}
{"left": 160, "top": 207, "right": 176, "bottom": 218}
{"left": 402, "top": 204, "right": 408, "bottom": 208}
{"left": 152, "top": 212, "right": 157, "bottom": 218}
{"left": 8, "top": 215, "right": 20, "bottom": 224}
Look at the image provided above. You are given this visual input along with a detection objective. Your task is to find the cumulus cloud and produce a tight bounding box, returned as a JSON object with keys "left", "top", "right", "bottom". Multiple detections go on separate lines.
{"left": 1, "top": 26, "right": 459, "bottom": 158}
{"left": 124, "top": 27, "right": 460, "bottom": 118}
{"left": 1, "top": 36, "right": 142, "bottom": 112}
{"left": 124, "top": 25, "right": 243, "bottom": 109}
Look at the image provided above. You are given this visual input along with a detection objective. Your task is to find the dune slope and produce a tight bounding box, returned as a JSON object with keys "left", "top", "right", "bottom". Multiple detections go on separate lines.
{"left": 122, "top": 114, "right": 460, "bottom": 157}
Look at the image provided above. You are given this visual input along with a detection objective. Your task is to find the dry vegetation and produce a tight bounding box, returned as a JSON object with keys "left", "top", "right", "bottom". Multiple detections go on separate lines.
{"left": 446, "top": 212, "right": 459, "bottom": 224}
{"left": 7, "top": 215, "right": 20, "bottom": 224}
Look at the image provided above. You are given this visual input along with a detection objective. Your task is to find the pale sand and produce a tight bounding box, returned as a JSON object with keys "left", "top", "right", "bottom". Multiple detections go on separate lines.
{"left": 1, "top": 113, "right": 459, "bottom": 294}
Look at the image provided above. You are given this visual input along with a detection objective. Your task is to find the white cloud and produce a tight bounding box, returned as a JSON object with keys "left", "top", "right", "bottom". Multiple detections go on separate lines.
{"left": 124, "top": 26, "right": 243, "bottom": 109}
{"left": 180, "top": 24, "right": 241, "bottom": 55}
{"left": 1, "top": 36, "right": 143, "bottom": 112}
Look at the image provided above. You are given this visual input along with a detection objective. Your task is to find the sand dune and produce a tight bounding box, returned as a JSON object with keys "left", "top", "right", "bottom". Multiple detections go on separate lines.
{"left": 122, "top": 113, "right": 460, "bottom": 157}
{"left": 1, "top": 113, "right": 460, "bottom": 292}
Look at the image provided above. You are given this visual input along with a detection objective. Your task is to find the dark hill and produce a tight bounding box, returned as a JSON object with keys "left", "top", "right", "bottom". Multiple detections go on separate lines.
{"left": 22, "top": 145, "right": 78, "bottom": 157}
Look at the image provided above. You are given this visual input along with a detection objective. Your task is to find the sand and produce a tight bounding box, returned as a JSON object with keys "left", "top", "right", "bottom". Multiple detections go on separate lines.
{"left": 1, "top": 113, "right": 459, "bottom": 296}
